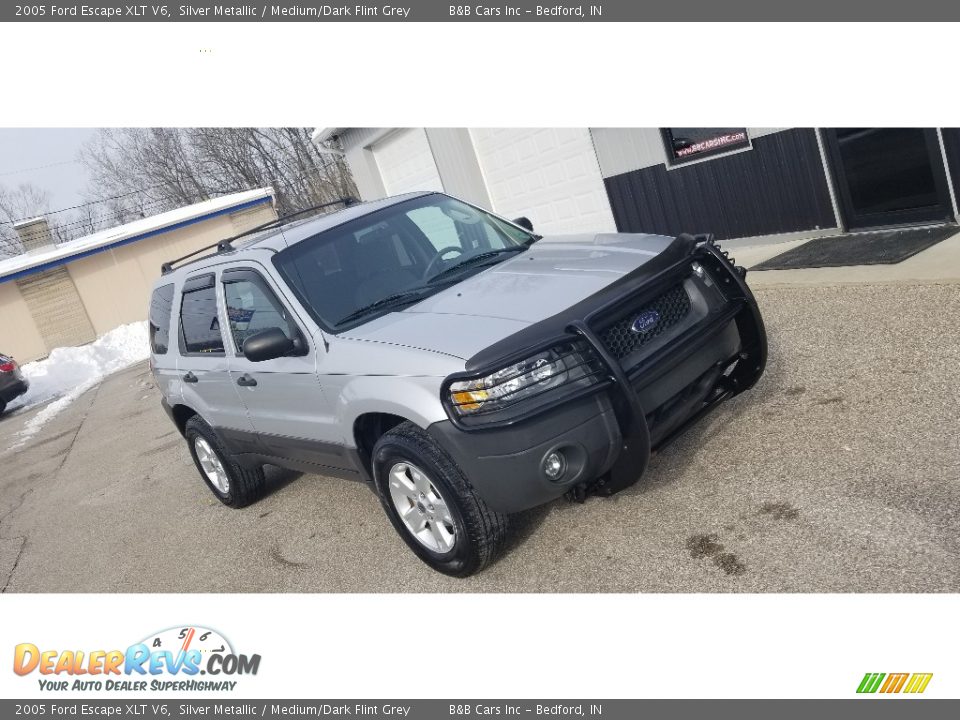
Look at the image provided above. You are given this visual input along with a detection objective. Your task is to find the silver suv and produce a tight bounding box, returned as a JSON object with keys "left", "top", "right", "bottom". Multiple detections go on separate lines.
{"left": 149, "top": 192, "right": 766, "bottom": 576}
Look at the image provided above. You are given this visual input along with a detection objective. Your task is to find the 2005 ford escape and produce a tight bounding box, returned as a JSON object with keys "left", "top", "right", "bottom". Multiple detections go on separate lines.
{"left": 149, "top": 192, "right": 766, "bottom": 576}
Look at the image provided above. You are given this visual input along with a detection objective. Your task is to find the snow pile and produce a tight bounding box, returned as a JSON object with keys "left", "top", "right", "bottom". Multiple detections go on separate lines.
{"left": 11, "top": 321, "right": 149, "bottom": 445}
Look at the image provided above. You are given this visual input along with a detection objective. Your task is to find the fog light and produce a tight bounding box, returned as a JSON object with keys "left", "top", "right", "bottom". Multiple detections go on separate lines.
{"left": 543, "top": 451, "right": 566, "bottom": 481}
{"left": 691, "top": 262, "right": 705, "bottom": 279}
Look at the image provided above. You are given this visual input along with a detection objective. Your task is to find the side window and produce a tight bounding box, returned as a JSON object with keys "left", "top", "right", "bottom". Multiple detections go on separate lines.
{"left": 180, "top": 280, "right": 225, "bottom": 355}
{"left": 223, "top": 274, "right": 301, "bottom": 354}
{"left": 149, "top": 283, "right": 175, "bottom": 355}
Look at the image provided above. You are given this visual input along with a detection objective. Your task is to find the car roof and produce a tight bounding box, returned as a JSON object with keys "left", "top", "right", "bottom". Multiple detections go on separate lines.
{"left": 159, "top": 191, "right": 436, "bottom": 281}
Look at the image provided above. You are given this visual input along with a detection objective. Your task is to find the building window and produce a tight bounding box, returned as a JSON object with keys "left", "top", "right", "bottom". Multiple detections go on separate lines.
{"left": 661, "top": 128, "right": 750, "bottom": 165}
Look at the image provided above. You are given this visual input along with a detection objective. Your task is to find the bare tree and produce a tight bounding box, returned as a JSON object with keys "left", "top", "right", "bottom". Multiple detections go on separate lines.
{"left": 0, "top": 183, "right": 52, "bottom": 258}
{"left": 0, "top": 128, "right": 357, "bottom": 259}
{"left": 80, "top": 128, "right": 357, "bottom": 223}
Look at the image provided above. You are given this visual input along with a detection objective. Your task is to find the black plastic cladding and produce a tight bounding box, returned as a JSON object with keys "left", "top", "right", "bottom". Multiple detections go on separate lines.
{"left": 597, "top": 282, "right": 691, "bottom": 361}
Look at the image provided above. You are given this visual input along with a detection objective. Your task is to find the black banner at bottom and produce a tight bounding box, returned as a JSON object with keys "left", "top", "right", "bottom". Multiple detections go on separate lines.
{"left": 2, "top": 700, "right": 957, "bottom": 719}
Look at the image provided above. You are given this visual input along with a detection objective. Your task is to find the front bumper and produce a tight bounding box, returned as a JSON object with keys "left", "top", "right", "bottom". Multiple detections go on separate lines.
{"left": 429, "top": 393, "right": 622, "bottom": 513}
{"left": 430, "top": 234, "right": 766, "bottom": 514}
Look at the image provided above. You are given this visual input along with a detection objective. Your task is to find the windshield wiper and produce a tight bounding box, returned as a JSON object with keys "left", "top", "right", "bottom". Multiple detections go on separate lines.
{"left": 427, "top": 246, "right": 527, "bottom": 284}
{"left": 337, "top": 288, "right": 430, "bottom": 326}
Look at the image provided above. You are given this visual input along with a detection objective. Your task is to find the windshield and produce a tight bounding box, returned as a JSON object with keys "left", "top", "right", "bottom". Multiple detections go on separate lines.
{"left": 273, "top": 194, "right": 535, "bottom": 330}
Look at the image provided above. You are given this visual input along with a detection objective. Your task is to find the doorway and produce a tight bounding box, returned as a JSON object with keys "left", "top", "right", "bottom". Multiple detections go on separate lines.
{"left": 822, "top": 128, "right": 954, "bottom": 230}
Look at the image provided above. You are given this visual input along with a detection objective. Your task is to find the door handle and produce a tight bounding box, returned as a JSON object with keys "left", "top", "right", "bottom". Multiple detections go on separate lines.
{"left": 236, "top": 374, "right": 258, "bottom": 387}
{"left": 182, "top": 372, "right": 198, "bottom": 383}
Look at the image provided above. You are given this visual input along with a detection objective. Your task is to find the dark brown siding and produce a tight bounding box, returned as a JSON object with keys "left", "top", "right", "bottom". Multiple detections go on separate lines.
{"left": 604, "top": 128, "right": 836, "bottom": 240}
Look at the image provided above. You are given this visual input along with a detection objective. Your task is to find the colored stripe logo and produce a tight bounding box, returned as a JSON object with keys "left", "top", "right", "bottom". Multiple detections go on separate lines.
{"left": 857, "top": 673, "right": 933, "bottom": 694}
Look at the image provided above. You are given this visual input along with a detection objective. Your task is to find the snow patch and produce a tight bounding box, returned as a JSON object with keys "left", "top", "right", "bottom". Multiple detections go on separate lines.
{"left": 10, "top": 321, "right": 149, "bottom": 446}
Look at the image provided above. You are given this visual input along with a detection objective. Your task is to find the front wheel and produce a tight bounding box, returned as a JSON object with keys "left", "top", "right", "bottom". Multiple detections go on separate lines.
{"left": 372, "top": 422, "right": 509, "bottom": 577}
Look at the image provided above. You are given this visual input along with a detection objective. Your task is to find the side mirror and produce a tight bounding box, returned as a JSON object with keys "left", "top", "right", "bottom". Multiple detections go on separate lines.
{"left": 513, "top": 216, "right": 534, "bottom": 232}
{"left": 243, "top": 327, "right": 294, "bottom": 363}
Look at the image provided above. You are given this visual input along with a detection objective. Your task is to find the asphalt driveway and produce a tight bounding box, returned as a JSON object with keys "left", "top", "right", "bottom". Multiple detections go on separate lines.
{"left": 1, "top": 282, "right": 958, "bottom": 592}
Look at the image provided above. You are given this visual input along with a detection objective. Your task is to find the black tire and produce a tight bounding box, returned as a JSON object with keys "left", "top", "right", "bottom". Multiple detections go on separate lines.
{"left": 0, "top": 399, "right": 6, "bottom": 416}
{"left": 184, "top": 415, "right": 266, "bottom": 508}
{"left": 372, "top": 421, "right": 509, "bottom": 577}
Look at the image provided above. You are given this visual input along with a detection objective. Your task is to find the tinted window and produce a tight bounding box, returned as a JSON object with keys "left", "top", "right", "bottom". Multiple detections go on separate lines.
{"left": 149, "top": 283, "right": 175, "bottom": 354}
{"left": 834, "top": 128, "right": 938, "bottom": 215}
{"left": 180, "top": 283, "right": 224, "bottom": 354}
{"left": 224, "top": 275, "right": 300, "bottom": 354}
{"left": 662, "top": 128, "right": 749, "bottom": 164}
{"left": 273, "top": 194, "right": 534, "bottom": 330}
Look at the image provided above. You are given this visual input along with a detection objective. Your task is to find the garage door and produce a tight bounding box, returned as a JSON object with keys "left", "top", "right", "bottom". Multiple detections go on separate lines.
{"left": 470, "top": 128, "right": 617, "bottom": 235}
{"left": 372, "top": 129, "right": 444, "bottom": 196}
{"left": 16, "top": 267, "right": 96, "bottom": 353}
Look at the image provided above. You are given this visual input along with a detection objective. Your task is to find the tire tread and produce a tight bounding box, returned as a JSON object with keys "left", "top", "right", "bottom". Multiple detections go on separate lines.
{"left": 185, "top": 415, "right": 267, "bottom": 508}
{"left": 373, "top": 421, "right": 508, "bottom": 576}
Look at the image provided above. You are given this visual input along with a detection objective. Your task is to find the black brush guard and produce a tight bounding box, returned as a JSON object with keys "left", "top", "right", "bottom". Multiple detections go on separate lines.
{"left": 448, "top": 232, "right": 767, "bottom": 502}
{"left": 567, "top": 234, "right": 767, "bottom": 499}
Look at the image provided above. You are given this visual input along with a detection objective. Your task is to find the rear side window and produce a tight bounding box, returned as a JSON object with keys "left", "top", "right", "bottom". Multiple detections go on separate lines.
{"left": 149, "top": 284, "right": 175, "bottom": 355}
{"left": 180, "top": 277, "right": 225, "bottom": 355}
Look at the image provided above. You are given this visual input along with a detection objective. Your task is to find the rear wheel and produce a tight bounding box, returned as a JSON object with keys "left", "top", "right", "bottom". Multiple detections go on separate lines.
{"left": 0, "top": 399, "right": 6, "bottom": 416}
{"left": 185, "top": 415, "right": 266, "bottom": 508}
{"left": 372, "top": 421, "right": 509, "bottom": 577}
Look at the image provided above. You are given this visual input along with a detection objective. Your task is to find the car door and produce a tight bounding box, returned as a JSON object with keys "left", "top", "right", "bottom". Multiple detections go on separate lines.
{"left": 176, "top": 271, "right": 257, "bottom": 451}
{"left": 219, "top": 266, "right": 351, "bottom": 472}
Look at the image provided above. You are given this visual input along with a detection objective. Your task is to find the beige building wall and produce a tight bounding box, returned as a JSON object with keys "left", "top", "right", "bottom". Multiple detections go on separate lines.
{"left": 0, "top": 281, "right": 48, "bottom": 363}
{"left": 0, "top": 201, "right": 277, "bottom": 361}
{"left": 16, "top": 268, "right": 97, "bottom": 351}
{"left": 67, "top": 203, "right": 277, "bottom": 336}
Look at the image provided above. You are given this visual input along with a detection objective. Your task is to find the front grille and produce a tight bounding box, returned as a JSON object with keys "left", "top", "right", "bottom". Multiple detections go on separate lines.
{"left": 598, "top": 283, "right": 691, "bottom": 361}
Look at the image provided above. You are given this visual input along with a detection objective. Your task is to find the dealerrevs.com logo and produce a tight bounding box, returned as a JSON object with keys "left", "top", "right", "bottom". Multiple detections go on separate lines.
{"left": 13, "top": 626, "right": 261, "bottom": 692}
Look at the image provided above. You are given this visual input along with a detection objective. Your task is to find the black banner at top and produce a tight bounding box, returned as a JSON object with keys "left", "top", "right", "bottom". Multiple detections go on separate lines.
{"left": 5, "top": 0, "right": 960, "bottom": 22}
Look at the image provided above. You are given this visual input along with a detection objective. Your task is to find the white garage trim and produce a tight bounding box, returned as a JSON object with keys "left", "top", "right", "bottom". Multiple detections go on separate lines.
{"left": 469, "top": 128, "right": 617, "bottom": 235}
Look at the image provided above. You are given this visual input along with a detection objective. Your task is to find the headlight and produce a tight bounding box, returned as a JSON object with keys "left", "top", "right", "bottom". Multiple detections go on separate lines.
{"left": 447, "top": 340, "right": 605, "bottom": 421}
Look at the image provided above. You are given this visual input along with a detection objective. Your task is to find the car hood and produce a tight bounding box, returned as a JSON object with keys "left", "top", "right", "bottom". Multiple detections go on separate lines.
{"left": 337, "top": 232, "right": 675, "bottom": 361}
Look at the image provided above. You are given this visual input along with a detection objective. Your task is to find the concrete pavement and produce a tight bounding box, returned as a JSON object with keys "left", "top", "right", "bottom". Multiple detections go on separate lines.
{"left": 1, "top": 280, "right": 958, "bottom": 593}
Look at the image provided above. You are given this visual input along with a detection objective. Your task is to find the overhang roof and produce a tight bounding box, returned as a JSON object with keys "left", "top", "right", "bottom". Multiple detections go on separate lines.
{"left": 0, "top": 188, "right": 274, "bottom": 284}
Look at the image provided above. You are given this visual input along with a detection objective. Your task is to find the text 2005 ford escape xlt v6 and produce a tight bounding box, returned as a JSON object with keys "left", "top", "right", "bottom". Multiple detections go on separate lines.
{"left": 149, "top": 192, "right": 766, "bottom": 576}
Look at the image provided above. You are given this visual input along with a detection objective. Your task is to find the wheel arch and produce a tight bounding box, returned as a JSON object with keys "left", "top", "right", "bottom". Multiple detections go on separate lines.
{"left": 170, "top": 403, "right": 199, "bottom": 437}
{"left": 338, "top": 374, "right": 448, "bottom": 476}
{"left": 352, "top": 412, "right": 410, "bottom": 478}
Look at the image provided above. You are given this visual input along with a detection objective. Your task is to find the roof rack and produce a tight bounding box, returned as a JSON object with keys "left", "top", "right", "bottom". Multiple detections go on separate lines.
{"left": 160, "top": 196, "right": 360, "bottom": 275}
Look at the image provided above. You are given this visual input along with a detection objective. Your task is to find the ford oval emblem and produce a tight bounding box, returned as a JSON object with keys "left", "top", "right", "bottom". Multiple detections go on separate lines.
{"left": 631, "top": 310, "right": 660, "bottom": 334}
